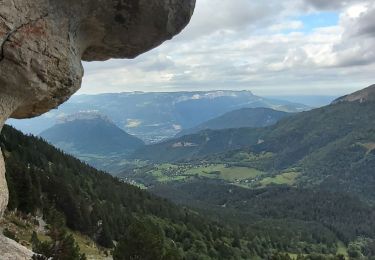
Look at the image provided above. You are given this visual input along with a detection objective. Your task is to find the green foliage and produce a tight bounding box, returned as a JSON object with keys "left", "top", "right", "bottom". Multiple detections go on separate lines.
{"left": 31, "top": 229, "right": 86, "bottom": 260}
{"left": 97, "top": 222, "right": 114, "bottom": 248}
{"left": 113, "top": 217, "right": 168, "bottom": 260}
{"left": 3, "top": 228, "right": 18, "bottom": 242}
{"left": 152, "top": 180, "right": 375, "bottom": 257}
{"left": 0, "top": 125, "right": 266, "bottom": 259}
{"left": 347, "top": 237, "right": 375, "bottom": 259}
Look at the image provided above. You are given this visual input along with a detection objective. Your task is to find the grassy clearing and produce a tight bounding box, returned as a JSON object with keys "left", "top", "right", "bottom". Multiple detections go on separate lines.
{"left": 260, "top": 171, "right": 301, "bottom": 187}
{"left": 152, "top": 169, "right": 190, "bottom": 183}
{"left": 145, "top": 164, "right": 265, "bottom": 185}
{"left": 184, "top": 164, "right": 264, "bottom": 181}
{"left": 219, "top": 167, "right": 264, "bottom": 181}
{"left": 72, "top": 232, "right": 112, "bottom": 259}
{"left": 336, "top": 241, "right": 348, "bottom": 258}
{"left": 184, "top": 164, "right": 226, "bottom": 176}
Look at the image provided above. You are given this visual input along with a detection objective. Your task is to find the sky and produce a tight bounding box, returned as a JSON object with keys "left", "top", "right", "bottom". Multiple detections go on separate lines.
{"left": 79, "top": 0, "right": 375, "bottom": 96}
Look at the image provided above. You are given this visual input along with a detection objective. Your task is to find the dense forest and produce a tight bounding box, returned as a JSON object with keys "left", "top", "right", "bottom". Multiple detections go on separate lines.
{"left": 120, "top": 97, "right": 375, "bottom": 259}
{"left": 1, "top": 125, "right": 246, "bottom": 259}
{"left": 0, "top": 125, "right": 353, "bottom": 259}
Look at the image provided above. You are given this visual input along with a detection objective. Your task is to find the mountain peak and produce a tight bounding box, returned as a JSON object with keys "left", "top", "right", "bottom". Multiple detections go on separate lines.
{"left": 40, "top": 112, "right": 145, "bottom": 167}
{"left": 333, "top": 84, "right": 375, "bottom": 104}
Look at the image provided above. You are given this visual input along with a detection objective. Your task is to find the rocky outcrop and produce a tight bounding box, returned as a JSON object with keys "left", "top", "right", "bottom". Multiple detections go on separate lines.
{"left": 0, "top": 94, "right": 20, "bottom": 218}
{"left": 333, "top": 84, "right": 375, "bottom": 104}
{"left": 0, "top": 235, "right": 34, "bottom": 260}
{"left": 0, "top": 0, "right": 195, "bottom": 254}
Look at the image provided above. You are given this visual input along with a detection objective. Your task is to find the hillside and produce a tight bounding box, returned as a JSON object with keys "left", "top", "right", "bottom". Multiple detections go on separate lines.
{"left": 1, "top": 125, "right": 368, "bottom": 258}
{"left": 134, "top": 86, "right": 375, "bottom": 162}
{"left": 0, "top": 125, "right": 253, "bottom": 259}
{"left": 1, "top": 125, "right": 358, "bottom": 259}
{"left": 130, "top": 85, "right": 375, "bottom": 205}
{"left": 40, "top": 112, "right": 144, "bottom": 170}
{"left": 176, "top": 107, "right": 290, "bottom": 137}
{"left": 118, "top": 86, "right": 375, "bottom": 258}
{"left": 8, "top": 91, "right": 309, "bottom": 143}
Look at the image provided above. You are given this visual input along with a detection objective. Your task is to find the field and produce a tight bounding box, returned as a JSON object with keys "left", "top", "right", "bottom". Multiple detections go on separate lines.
{"left": 185, "top": 164, "right": 264, "bottom": 182}
{"left": 260, "top": 171, "right": 301, "bottom": 187}
{"left": 148, "top": 163, "right": 265, "bottom": 186}
{"left": 125, "top": 163, "right": 286, "bottom": 188}
{"left": 121, "top": 162, "right": 307, "bottom": 189}
{"left": 336, "top": 241, "right": 349, "bottom": 258}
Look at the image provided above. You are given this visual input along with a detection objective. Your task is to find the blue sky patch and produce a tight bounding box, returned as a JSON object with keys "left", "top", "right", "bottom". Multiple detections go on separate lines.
{"left": 297, "top": 12, "right": 339, "bottom": 32}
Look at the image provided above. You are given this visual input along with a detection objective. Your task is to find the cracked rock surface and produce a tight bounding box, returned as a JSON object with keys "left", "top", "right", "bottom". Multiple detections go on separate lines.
{"left": 0, "top": 0, "right": 195, "bottom": 254}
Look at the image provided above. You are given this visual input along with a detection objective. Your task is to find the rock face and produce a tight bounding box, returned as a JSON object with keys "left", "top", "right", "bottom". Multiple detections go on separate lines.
{"left": 0, "top": 94, "right": 20, "bottom": 218}
{"left": 0, "top": 0, "right": 195, "bottom": 232}
{"left": 333, "top": 84, "right": 375, "bottom": 104}
{"left": 0, "top": 235, "right": 34, "bottom": 260}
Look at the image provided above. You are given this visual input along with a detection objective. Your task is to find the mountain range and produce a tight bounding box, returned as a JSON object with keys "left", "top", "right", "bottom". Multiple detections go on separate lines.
{"left": 132, "top": 85, "right": 375, "bottom": 167}
{"left": 8, "top": 90, "right": 309, "bottom": 143}
{"left": 130, "top": 85, "right": 375, "bottom": 204}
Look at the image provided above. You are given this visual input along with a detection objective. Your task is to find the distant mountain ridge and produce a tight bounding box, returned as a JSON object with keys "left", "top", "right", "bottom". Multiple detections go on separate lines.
{"left": 8, "top": 90, "right": 310, "bottom": 143}
{"left": 131, "top": 85, "right": 375, "bottom": 207}
{"left": 176, "top": 107, "right": 290, "bottom": 137}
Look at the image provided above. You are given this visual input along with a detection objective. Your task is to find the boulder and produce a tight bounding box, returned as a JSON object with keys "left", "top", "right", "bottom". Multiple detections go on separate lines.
{"left": 0, "top": 235, "right": 34, "bottom": 260}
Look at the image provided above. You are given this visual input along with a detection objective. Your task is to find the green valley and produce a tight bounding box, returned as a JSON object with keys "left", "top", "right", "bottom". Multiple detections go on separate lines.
{"left": 3, "top": 125, "right": 357, "bottom": 259}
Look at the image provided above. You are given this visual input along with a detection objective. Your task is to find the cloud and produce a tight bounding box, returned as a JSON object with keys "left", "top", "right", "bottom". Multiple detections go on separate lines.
{"left": 332, "top": 2, "right": 375, "bottom": 67}
{"left": 80, "top": 0, "right": 375, "bottom": 96}
{"left": 303, "top": 0, "right": 368, "bottom": 10}
{"left": 174, "top": 0, "right": 288, "bottom": 40}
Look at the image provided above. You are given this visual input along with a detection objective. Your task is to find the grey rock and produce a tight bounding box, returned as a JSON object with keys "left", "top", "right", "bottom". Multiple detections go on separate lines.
{"left": 0, "top": 235, "right": 34, "bottom": 260}
{"left": 333, "top": 84, "right": 375, "bottom": 104}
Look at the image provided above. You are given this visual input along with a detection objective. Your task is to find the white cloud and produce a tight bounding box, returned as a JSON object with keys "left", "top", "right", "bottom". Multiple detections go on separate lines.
{"left": 80, "top": 0, "right": 375, "bottom": 96}
{"left": 269, "top": 21, "right": 304, "bottom": 32}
